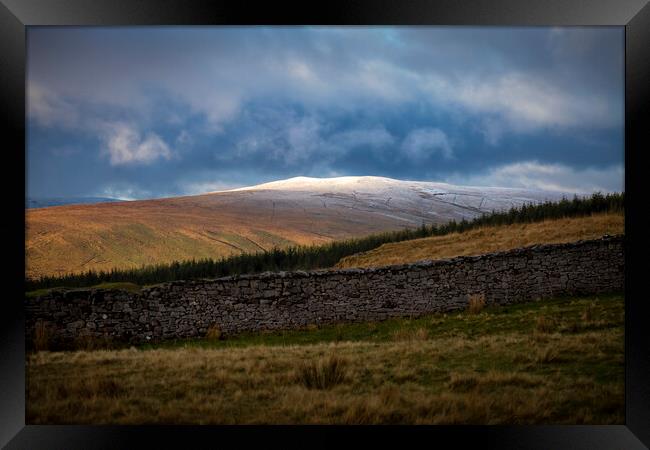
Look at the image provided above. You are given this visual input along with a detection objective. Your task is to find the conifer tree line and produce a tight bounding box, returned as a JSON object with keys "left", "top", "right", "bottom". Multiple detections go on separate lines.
{"left": 26, "top": 192, "right": 624, "bottom": 291}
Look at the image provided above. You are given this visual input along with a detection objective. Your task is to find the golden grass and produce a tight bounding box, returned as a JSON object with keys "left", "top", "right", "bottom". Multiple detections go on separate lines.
{"left": 535, "top": 316, "right": 556, "bottom": 334}
{"left": 205, "top": 325, "right": 222, "bottom": 341}
{"left": 336, "top": 212, "right": 624, "bottom": 269}
{"left": 33, "top": 321, "right": 52, "bottom": 352}
{"left": 26, "top": 335, "right": 623, "bottom": 425}
{"left": 391, "top": 327, "right": 430, "bottom": 342}
{"left": 27, "top": 296, "right": 624, "bottom": 425}
{"left": 467, "top": 293, "right": 486, "bottom": 315}
{"left": 296, "top": 353, "right": 348, "bottom": 390}
{"left": 582, "top": 302, "right": 595, "bottom": 323}
{"left": 26, "top": 190, "right": 431, "bottom": 279}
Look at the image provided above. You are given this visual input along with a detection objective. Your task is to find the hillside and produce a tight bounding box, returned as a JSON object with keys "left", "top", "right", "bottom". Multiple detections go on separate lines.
{"left": 336, "top": 212, "right": 624, "bottom": 269}
{"left": 26, "top": 176, "right": 570, "bottom": 279}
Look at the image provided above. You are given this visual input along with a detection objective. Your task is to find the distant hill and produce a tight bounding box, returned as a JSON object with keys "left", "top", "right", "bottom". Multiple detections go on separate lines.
{"left": 26, "top": 197, "right": 123, "bottom": 209}
{"left": 25, "top": 176, "right": 574, "bottom": 279}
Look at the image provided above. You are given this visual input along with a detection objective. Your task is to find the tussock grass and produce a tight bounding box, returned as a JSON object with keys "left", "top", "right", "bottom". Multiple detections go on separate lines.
{"left": 535, "top": 315, "right": 555, "bottom": 334}
{"left": 72, "top": 334, "right": 116, "bottom": 352}
{"left": 533, "top": 346, "right": 562, "bottom": 364}
{"left": 27, "top": 294, "right": 624, "bottom": 425}
{"left": 467, "top": 293, "right": 486, "bottom": 315}
{"left": 205, "top": 325, "right": 222, "bottom": 341}
{"left": 296, "top": 354, "right": 347, "bottom": 390}
{"left": 56, "top": 377, "right": 125, "bottom": 399}
{"left": 448, "top": 371, "right": 539, "bottom": 392}
{"left": 391, "top": 327, "right": 429, "bottom": 342}
{"left": 33, "top": 321, "right": 52, "bottom": 352}
{"left": 582, "top": 302, "right": 595, "bottom": 323}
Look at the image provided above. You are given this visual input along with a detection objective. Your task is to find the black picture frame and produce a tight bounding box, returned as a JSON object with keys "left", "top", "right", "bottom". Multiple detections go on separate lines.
{"left": 1, "top": 0, "right": 649, "bottom": 448}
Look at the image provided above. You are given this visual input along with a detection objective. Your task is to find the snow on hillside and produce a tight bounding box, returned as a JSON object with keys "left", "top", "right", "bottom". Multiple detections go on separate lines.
{"left": 211, "top": 176, "right": 577, "bottom": 225}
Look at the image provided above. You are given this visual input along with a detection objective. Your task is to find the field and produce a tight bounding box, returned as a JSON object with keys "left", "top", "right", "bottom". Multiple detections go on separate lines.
{"left": 27, "top": 293, "right": 624, "bottom": 424}
{"left": 337, "top": 212, "right": 624, "bottom": 269}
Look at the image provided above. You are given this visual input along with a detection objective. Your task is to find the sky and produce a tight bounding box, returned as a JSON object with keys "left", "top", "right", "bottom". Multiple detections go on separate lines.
{"left": 26, "top": 26, "right": 624, "bottom": 200}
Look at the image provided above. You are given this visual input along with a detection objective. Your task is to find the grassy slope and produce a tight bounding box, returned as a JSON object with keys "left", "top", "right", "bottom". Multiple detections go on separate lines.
{"left": 27, "top": 293, "right": 623, "bottom": 424}
{"left": 336, "top": 212, "right": 624, "bottom": 269}
{"left": 26, "top": 190, "right": 437, "bottom": 279}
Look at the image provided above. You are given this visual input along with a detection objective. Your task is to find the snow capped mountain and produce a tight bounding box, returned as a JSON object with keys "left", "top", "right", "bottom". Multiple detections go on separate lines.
{"left": 216, "top": 175, "right": 575, "bottom": 224}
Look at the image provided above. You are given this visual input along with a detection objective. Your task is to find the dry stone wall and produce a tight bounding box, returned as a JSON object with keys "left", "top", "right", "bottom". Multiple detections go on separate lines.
{"left": 25, "top": 235, "right": 624, "bottom": 347}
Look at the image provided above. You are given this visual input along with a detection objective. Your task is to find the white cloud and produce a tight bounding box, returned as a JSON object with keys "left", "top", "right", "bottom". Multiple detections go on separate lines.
{"left": 454, "top": 73, "right": 614, "bottom": 131}
{"left": 100, "top": 122, "right": 173, "bottom": 166}
{"left": 352, "top": 59, "right": 416, "bottom": 102}
{"left": 178, "top": 181, "right": 243, "bottom": 195}
{"left": 97, "top": 181, "right": 194, "bottom": 200}
{"left": 418, "top": 71, "right": 619, "bottom": 145}
{"left": 475, "top": 117, "right": 504, "bottom": 146}
{"left": 286, "top": 116, "right": 323, "bottom": 163}
{"left": 28, "top": 83, "right": 80, "bottom": 129}
{"left": 234, "top": 117, "right": 398, "bottom": 167}
{"left": 97, "top": 184, "right": 146, "bottom": 201}
{"left": 287, "top": 59, "right": 320, "bottom": 84}
{"left": 447, "top": 161, "right": 624, "bottom": 194}
{"left": 401, "top": 128, "right": 453, "bottom": 160}
{"left": 188, "top": 92, "right": 241, "bottom": 133}
{"left": 28, "top": 84, "right": 177, "bottom": 166}
{"left": 233, "top": 115, "right": 326, "bottom": 165}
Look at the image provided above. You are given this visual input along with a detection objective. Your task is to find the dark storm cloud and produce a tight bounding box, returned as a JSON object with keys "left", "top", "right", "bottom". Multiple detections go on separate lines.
{"left": 26, "top": 26, "right": 624, "bottom": 199}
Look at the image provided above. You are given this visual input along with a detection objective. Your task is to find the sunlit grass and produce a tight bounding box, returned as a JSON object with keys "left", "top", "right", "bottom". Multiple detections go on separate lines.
{"left": 336, "top": 212, "right": 623, "bottom": 269}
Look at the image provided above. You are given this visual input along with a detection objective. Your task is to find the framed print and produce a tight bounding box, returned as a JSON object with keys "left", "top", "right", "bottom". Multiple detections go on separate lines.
{"left": 1, "top": 0, "right": 649, "bottom": 448}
